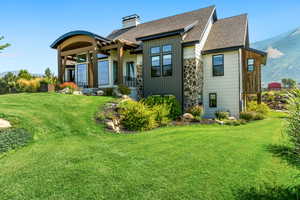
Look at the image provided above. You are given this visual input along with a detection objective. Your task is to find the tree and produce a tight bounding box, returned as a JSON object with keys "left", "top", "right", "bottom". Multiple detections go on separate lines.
{"left": 282, "top": 78, "right": 288, "bottom": 88}
{"left": 0, "top": 36, "right": 10, "bottom": 52}
{"left": 44, "top": 67, "right": 53, "bottom": 78}
{"left": 18, "top": 70, "right": 32, "bottom": 80}
{"left": 282, "top": 78, "right": 297, "bottom": 89}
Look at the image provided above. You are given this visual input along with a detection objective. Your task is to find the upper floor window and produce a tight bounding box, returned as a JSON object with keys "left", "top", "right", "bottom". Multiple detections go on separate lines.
{"left": 212, "top": 55, "right": 224, "bottom": 76}
{"left": 150, "top": 45, "right": 173, "bottom": 77}
{"left": 247, "top": 58, "right": 255, "bottom": 72}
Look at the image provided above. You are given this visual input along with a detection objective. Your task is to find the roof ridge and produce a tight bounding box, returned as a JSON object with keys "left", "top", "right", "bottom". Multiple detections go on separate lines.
{"left": 217, "top": 13, "right": 248, "bottom": 21}
{"left": 136, "top": 5, "right": 215, "bottom": 26}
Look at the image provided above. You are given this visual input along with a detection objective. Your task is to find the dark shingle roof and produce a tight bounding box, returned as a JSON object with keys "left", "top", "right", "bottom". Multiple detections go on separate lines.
{"left": 203, "top": 14, "right": 248, "bottom": 52}
{"left": 107, "top": 5, "right": 216, "bottom": 43}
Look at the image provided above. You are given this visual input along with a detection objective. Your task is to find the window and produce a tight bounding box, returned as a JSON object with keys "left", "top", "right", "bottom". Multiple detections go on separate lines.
{"left": 162, "top": 45, "right": 172, "bottom": 52}
{"left": 212, "top": 55, "right": 224, "bottom": 76}
{"left": 113, "top": 61, "right": 118, "bottom": 85}
{"left": 98, "top": 60, "right": 109, "bottom": 86}
{"left": 247, "top": 59, "right": 255, "bottom": 72}
{"left": 209, "top": 93, "right": 217, "bottom": 108}
{"left": 126, "top": 62, "right": 135, "bottom": 80}
{"left": 151, "top": 56, "right": 161, "bottom": 77}
{"left": 151, "top": 46, "right": 160, "bottom": 54}
{"left": 75, "top": 64, "right": 88, "bottom": 87}
{"left": 162, "top": 54, "right": 172, "bottom": 76}
{"left": 76, "top": 54, "right": 87, "bottom": 63}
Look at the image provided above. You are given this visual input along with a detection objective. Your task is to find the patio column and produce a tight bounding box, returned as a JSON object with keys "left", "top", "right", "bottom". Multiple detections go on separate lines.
{"left": 92, "top": 45, "right": 98, "bottom": 87}
{"left": 117, "top": 41, "right": 124, "bottom": 84}
{"left": 257, "top": 92, "right": 262, "bottom": 104}
{"left": 87, "top": 51, "right": 94, "bottom": 88}
{"left": 57, "top": 48, "right": 63, "bottom": 83}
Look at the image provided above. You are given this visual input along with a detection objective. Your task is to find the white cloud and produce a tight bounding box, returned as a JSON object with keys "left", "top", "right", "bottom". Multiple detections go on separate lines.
{"left": 267, "top": 47, "right": 284, "bottom": 59}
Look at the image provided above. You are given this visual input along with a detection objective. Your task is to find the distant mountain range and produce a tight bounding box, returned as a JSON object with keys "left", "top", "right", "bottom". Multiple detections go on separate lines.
{"left": 252, "top": 27, "right": 300, "bottom": 84}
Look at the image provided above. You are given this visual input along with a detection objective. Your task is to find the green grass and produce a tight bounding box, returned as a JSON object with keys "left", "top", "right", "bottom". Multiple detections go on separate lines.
{"left": 0, "top": 93, "right": 299, "bottom": 200}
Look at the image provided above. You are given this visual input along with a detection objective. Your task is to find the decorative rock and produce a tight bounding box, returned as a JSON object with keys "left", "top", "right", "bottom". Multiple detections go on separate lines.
{"left": 73, "top": 91, "right": 82, "bottom": 95}
{"left": 183, "top": 113, "right": 194, "bottom": 120}
{"left": 113, "top": 89, "right": 122, "bottom": 98}
{"left": 0, "top": 119, "right": 12, "bottom": 129}
{"left": 106, "top": 121, "right": 115, "bottom": 130}
{"left": 96, "top": 90, "right": 104, "bottom": 96}
{"left": 59, "top": 87, "right": 71, "bottom": 94}
{"left": 215, "top": 120, "right": 224, "bottom": 125}
{"left": 228, "top": 116, "right": 237, "bottom": 120}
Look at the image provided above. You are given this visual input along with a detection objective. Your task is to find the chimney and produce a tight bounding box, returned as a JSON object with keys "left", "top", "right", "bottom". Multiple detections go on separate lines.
{"left": 122, "top": 14, "right": 140, "bottom": 28}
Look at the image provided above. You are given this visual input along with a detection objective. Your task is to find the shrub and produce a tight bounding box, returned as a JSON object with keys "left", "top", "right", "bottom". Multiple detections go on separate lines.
{"left": 187, "top": 105, "right": 203, "bottom": 117}
{"left": 0, "top": 128, "right": 32, "bottom": 153}
{"left": 17, "top": 78, "right": 42, "bottom": 92}
{"left": 215, "top": 111, "right": 229, "bottom": 120}
{"left": 118, "top": 84, "right": 131, "bottom": 95}
{"left": 103, "top": 88, "right": 114, "bottom": 96}
{"left": 143, "top": 95, "right": 181, "bottom": 119}
{"left": 118, "top": 100, "right": 157, "bottom": 131}
{"left": 240, "top": 112, "right": 255, "bottom": 121}
{"left": 253, "top": 113, "right": 266, "bottom": 120}
{"left": 225, "top": 119, "right": 246, "bottom": 126}
{"left": 247, "top": 101, "right": 270, "bottom": 115}
{"left": 152, "top": 104, "right": 170, "bottom": 126}
{"left": 286, "top": 89, "right": 300, "bottom": 152}
{"left": 59, "top": 82, "right": 77, "bottom": 90}
{"left": 95, "top": 112, "right": 105, "bottom": 121}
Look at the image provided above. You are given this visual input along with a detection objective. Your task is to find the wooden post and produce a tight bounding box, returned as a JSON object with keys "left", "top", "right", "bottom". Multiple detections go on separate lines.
{"left": 257, "top": 92, "right": 262, "bottom": 104}
{"left": 57, "top": 48, "right": 62, "bottom": 83}
{"left": 87, "top": 52, "right": 94, "bottom": 88}
{"left": 117, "top": 41, "right": 124, "bottom": 84}
{"left": 92, "top": 45, "right": 98, "bottom": 87}
{"left": 62, "top": 56, "right": 67, "bottom": 82}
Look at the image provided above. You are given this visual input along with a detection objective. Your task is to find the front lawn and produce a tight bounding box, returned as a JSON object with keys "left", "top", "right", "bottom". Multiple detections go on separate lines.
{"left": 0, "top": 93, "right": 299, "bottom": 200}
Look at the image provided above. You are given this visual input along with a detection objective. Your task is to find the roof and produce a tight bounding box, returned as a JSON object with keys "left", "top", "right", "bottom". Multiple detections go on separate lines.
{"left": 50, "top": 30, "right": 111, "bottom": 49}
{"left": 203, "top": 14, "right": 248, "bottom": 52}
{"left": 107, "top": 5, "right": 216, "bottom": 43}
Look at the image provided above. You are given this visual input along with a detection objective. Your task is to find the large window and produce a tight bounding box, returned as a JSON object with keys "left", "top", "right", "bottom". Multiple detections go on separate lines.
{"left": 247, "top": 58, "right": 255, "bottom": 72}
{"left": 212, "top": 55, "right": 224, "bottom": 76}
{"left": 151, "top": 56, "right": 161, "bottom": 77}
{"left": 150, "top": 44, "right": 172, "bottom": 77}
{"left": 209, "top": 93, "right": 217, "bottom": 108}
{"left": 75, "top": 64, "right": 88, "bottom": 87}
{"left": 98, "top": 60, "right": 109, "bottom": 86}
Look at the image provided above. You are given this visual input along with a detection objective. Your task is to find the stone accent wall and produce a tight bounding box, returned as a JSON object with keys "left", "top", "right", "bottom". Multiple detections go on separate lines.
{"left": 183, "top": 58, "right": 203, "bottom": 111}
{"left": 136, "top": 64, "right": 143, "bottom": 99}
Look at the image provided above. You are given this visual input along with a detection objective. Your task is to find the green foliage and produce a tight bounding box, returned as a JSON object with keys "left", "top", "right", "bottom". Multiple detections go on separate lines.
{"left": 118, "top": 84, "right": 131, "bottom": 95}
{"left": 240, "top": 112, "right": 256, "bottom": 121}
{"left": 143, "top": 95, "right": 181, "bottom": 119}
{"left": 215, "top": 111, "right": 229, "bottom": 120}
{"left": 18, "top": 69, "right": 32, "bottom": 80}
{"left": 187, "top": 105, "right": 203, "bottom": 117}
{"left": 247, "top": 101, "right": 270, "bottom": 115}
{"left": 0, "top": 36, "right": 10, "bottom": 52}
{"left": 286, "top": 89, "right": 300, "bottom": 152}
{"left": 103, "top": 88, "right": 114, "bottom": 96}
{"left": 95, "top": 112, "right": 105, "bottom": 121}
{"left": 152, "top": 104, "right": 170, "bottom": 126}
{"left": 0, "top": 128, "right": 32, "bottom": 153}
{"left": 253, "top": 113, "right": 266, "bottom": 120}
{"left": 225, "top": 119, "right": 247, "bottom": 126}
{"left": 282, "top": 78, "right": 297, "bottom": 89}
{"left": 44, "top": 68, "right": 53, "bottom": 78}
{"left": 118, "top": 100, "right": 157, "bottom": 131}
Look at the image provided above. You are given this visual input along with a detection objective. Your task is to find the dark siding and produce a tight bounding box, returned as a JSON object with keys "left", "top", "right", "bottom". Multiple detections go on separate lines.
{"left": 143, "top": 35, "right": 183, "bottom": 104}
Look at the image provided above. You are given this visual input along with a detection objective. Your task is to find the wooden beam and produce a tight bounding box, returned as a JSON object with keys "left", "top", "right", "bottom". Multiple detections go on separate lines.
{"left": 61, "top": 46, "right": 94, "bottom": 56}
{"left": 117, "top": 42, "right": 124, "bottom": 84}
{"left": 57, "top": 48, "right": 63, "bottom": 83}
{"left": 101, "top": 44, "right": 118, "bottom": 51}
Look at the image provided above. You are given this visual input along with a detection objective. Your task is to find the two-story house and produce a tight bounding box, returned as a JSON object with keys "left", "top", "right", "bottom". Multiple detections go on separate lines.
{"left": 50, "top": 5, "right": 267, "bottom": 118}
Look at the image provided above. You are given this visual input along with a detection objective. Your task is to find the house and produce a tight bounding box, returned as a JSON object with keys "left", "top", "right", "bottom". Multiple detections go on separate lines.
{"left": 50, "top": 5, "right": 267, "bottom": 118}
{"left": 268, "top": 82, "right": 282, "bottom": 91}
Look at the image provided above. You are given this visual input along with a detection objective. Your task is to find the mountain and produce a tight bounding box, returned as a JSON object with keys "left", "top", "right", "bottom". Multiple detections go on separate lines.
{"left": 252, "top": 28, "right": 300, "bottom": 84}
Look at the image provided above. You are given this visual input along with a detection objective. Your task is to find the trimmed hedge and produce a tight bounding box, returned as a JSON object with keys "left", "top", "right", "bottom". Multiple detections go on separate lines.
{"left": 0, "top": 128, "right": 32, "bottom": 153}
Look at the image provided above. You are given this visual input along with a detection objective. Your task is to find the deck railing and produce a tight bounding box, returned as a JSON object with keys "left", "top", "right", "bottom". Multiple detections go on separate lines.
{"left": 123, "top": 76, "right": 137, "bottom": 87}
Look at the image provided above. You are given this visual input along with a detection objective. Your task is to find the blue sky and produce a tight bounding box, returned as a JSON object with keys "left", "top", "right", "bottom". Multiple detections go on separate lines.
{"left": 0, "top": 0, "right": 299, "bottom": 74}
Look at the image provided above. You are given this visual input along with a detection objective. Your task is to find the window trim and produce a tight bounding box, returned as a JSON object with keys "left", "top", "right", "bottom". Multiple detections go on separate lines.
{"left": 209, "top": 93, "right": 217, "bottom": 108}
{"left": 212, "top": 54, "right": 224, "bottom": 77}
{"left": 150, "top": 44, "right": 173, "bottom": 77}
{"left": 247, "top": 58, "right": 255, "bottom": 72}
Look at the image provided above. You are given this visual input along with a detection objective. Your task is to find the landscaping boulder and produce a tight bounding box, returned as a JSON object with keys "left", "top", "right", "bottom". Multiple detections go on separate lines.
{"left": 59, "top": 87, "right": 72, "bottom": 94}
{"left": 228, "top": 116, "right": 237, "bottom": 121}
{"left": 73, "top": 91, "right": 83, "bottom": 95}
{"left": 0, "top": 119, "right": 12, "bottom": 129}
{"left": 96, "top": 90, "right": 104, "bottom": 96}
{"left": 183, "top": 113, "right": 194, "bottom": 121}
{"left": 215, "top": 120, "right": 224, "bottom": 125}
{"left": 113, "top": 89, "right": 122, "bottom": 98}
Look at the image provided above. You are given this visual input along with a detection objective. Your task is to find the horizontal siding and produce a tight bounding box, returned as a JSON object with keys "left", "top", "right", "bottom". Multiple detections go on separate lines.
{"left": 203, "top": 50, "right": 241, "bottom": 118}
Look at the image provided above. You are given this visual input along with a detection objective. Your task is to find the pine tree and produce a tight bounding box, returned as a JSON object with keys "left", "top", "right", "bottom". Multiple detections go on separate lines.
{"left": 0, "top": 36, "right": 10, "bottom": 52}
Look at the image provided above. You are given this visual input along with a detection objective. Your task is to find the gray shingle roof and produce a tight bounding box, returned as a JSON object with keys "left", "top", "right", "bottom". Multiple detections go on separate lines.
{"left": 107, "top": 5, "right": 216, "bottom": 43}
{"left": 203, "top": 14, "right": 248, "bottom": 52}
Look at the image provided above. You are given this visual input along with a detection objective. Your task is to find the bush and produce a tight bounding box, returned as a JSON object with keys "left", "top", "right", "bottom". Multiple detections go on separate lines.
{"left": 152, "top": 104, "right": 170, "bottom": 126}
{"left": 187, "top": 105, "right": 203, "bottom": 117}
{"left": 286, "top": 89, "right": 300, "bottom": 152}
{"left": 59, "top": 82, "right": 77, "bottom": 90}
{"left": 95, "top": 112, "right": 105, "bottom": 121}
{"left": 103, "top": 88, "right": 114, "bottom": 96}
{"left": 143, "top": 95, "right": 181, "bottom": 119}
{"left": 253, "top": 113, "right": 266, "bottom": 120}
{"left": 240, "top": 112, "right": 255, "bottom": 121}
{"left": 118, "top": 100, "right": 157, "bottom": 131}
{"left": 215, "top": 111, "right": 229, "bottom": 120}
{"left": 225, "top": 119, "right": 247, "bottom": 126}
{"left": 0, "top": 128, "right": 32, "bottom": 153}
{"left": 247, "top": 101, "right": 270, "bottom": 115}
{"left": 118, "top": 84, "right": 131, "bottom": 95}
{"left": 17, "top": 78, "right": 42, "bottom": 92}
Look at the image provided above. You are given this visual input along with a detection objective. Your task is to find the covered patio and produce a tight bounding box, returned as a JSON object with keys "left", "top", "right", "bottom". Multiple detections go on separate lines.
{"left": 50, "top": 31, "right": 139, "bottom": 88}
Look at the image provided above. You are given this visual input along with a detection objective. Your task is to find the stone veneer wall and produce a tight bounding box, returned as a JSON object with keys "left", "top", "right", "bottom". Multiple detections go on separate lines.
{"left": 136, "top": 64, "right": 143, "bottom": 99}
{"left": 183, "top": 58, "right": 203, "bottom": 111}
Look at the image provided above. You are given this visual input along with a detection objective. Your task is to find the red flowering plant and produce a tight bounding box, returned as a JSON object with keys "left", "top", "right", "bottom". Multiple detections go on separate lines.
{"left": 59, "top": 82, "right": 78, "bottom": 90}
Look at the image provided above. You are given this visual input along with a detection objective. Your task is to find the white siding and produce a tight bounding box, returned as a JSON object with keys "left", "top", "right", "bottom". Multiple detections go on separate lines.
{"left": 183, "top": 46, "right": 196, "bottom": 59}
{"left": 203, "top": 50, "right": 241, "bottom": 118}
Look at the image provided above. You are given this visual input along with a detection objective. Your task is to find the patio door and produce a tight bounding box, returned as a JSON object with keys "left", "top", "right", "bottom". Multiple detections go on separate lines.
{"left": 75, "top": 54, "right": 88, "bottom": 88}
{"left": 98, "top": 60, "right": 110, "bottom": 86}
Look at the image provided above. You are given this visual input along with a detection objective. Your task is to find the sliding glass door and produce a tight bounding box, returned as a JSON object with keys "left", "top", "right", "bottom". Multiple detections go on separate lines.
{"left": 75, "top": 63, "right": 88, "bottom": 88}
{"left": 98, "top": 60, "right": 110, "bottom": 86}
